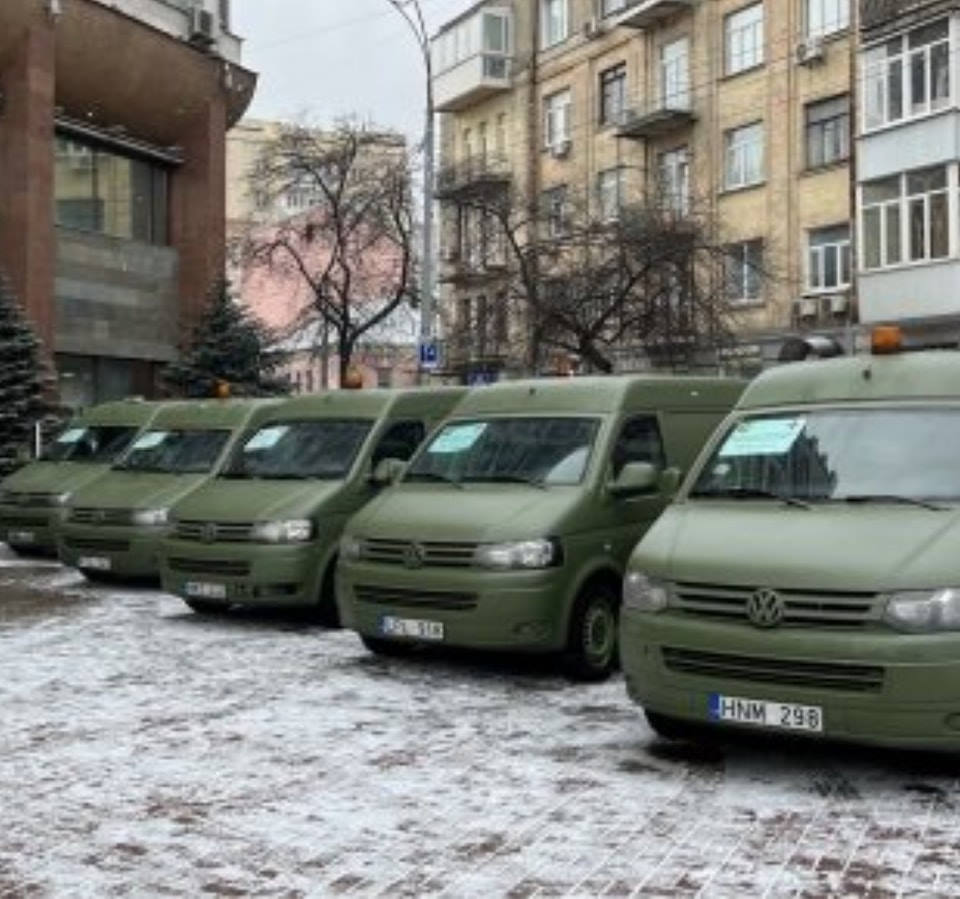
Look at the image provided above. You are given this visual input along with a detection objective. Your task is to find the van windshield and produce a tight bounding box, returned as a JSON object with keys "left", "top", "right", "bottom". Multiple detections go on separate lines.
{"left": 406, "top": 417, "right": 600, "bottom": 487}
{"left": 221, "top": 419, "right": 373, "bottom": 480}
{"left": 114, "top": 429, "right": 231, "bottom": 474}
{"left": 690, "top": 408, "right": 960, "bottom": 502}
{"left": 41, "top": 426, "right": 138, "bottom": 463}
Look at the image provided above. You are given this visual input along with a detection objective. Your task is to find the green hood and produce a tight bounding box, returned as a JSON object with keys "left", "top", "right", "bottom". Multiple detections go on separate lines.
{"left": 67, "top": 471, "right": 210, "bottom": 512}
{"left": 350, "top": 484, "right": 585, "bottom": 543}
{"left": 171, "top": 478, "right": 347, "bottom": 523}
{"left": 2, "top": 461, "right": 112, "bottom": 498}
{"left": 635, "top": 502, "right": 960, "bottom": 592}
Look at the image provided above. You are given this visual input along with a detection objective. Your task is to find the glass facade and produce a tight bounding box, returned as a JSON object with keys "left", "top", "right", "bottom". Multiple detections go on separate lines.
{"left": 54, "top": 134, "right": 170, "bottom": 245}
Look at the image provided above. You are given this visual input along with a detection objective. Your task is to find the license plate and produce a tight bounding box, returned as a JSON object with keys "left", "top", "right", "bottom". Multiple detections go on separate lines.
{"left": 7, "top": 530, "right": 35, "bottom": 544}
{"left": 185, "top": 581, "right": 227, "bottom": 600}
{"left": 379, "top": 615, "right": 444, "bottom": 641}
{"left": 709, "top": 693, "right": 823, "bottom": 733}
{"left": 78, "top": 556, "right": 112, "bottom": 572}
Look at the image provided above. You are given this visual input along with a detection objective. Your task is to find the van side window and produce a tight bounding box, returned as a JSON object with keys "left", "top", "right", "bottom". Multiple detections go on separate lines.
{"left": 611, "top": 416, "right": 665, "bottom": 478}
{"left": 371, "top": 420, "right": 426, "bottom": 466}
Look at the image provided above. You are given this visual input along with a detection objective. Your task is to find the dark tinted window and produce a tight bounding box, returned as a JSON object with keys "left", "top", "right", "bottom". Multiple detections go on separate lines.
{"left": 611, "top": 416, "right": 665, "bottom": 478}
{"left": 371, "top": 421, "right": 426, "bottom": 467}
{"left": 115, "top": 429, "right": 231, "bottom": 474}
{"left": 42, "top": 426, "right": 139, "bottom": 463}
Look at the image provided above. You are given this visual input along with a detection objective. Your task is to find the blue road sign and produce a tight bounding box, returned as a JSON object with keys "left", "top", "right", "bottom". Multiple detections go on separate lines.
{"left": 418, "top": 340, "right": 440, "bottom": 370}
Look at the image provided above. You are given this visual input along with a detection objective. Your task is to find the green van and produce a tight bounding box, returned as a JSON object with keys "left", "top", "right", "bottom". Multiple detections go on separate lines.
{"left": 159, "top": 388, "right": 467, "bottom": 619}
{"left": 620, "top": 346, "right": 960, "bottom": 750}
{"left": 337, "top": 376, "right": 745, "bottom": 680}
{"left": 58, "top": 399, "right": 279, "bottom": 580}
{"left": 0, "top": 399, "right": 160, "bottom": 556}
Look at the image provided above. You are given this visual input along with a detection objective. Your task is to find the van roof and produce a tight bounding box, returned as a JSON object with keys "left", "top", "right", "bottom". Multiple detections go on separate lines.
{"left": 262, "top": 388, "right": 468, "bottom": 422}
{"left": 147, "top": 398, "right": 280, "bottom": 429}
{"left": 75, "top": 399, "right": 163, "bottom": 427}
{"left": 739, "top": 351, "right": 960, "bottom": 410}
{"left": 449, "top": 376, "right": 746, "bottom": 416}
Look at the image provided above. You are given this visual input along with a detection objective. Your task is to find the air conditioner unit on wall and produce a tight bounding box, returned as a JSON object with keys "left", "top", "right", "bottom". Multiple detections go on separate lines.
{"left": 795, "top": 298, "right": 818, "bottom": 320}
{"left": 796, "top": 35, "right": 825, "bottom": 66}
{"left": 189, "top": 7, "right": 216, "bottom": 46}
{"left": 550, "top": 139, "right": 572, "bottom": 159}
{"left": 583, "top": 17, "right": 604, "bottom": 40}
{"left": 827, "top": 294, "right": 849, "bottom": 314}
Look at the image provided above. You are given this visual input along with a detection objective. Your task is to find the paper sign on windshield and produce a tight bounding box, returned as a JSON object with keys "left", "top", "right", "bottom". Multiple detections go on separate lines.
{"left": 430, "top": 423, "right": 487, "bottom": 454}
{"left": 131, "top": 431, "right": 167, "bottom": 451}
{"left": 56, "top": 428, "right": 86, "bottom": 445}
{"left": 244, "top": 426, "right": 289, "bottom": 452}
{"left": 718, "top": 418, "right": 806, "bottom": 458}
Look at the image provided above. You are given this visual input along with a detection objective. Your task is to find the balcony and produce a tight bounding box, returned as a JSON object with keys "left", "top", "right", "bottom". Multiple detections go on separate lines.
{"left": 435, "top": 155, "right": 511, "bottom": 200}
{"left": 616, "top": 100, "right": 696, "bottom": 139}
{"left": 433, "top": 52, "right": 512, "bottom": 113}
{"left": 608, "top": 0, "right": 697, "bottom": 29}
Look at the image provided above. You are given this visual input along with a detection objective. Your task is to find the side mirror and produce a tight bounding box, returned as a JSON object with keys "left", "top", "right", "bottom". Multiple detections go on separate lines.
{"left": 609, "top": 462, "right": 660, "bottom": 497}
{"left": 658, "top": 467, "right": 683, "bottom": 497}
{"left": 370, "top": 457, "right": 406, "bottom": 486}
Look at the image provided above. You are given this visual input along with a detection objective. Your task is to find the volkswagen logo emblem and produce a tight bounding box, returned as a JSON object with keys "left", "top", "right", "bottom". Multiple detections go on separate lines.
{"left": 202, "top": 523, "right": 218, "bottom": 544}
{"left": 403, "top": 542, "right": 426, "bottom": 569}
{"left": 746, "top": 588, "right": 785, "bottom": 628}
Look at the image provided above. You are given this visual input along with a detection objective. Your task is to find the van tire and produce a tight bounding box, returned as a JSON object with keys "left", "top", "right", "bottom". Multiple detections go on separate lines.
{"left": 184, "top": 599, "right": 226, "bottom": 616}
{"left": 645, "top": 710, "right": 702, "bottom": 742}
{"left": 563, "top": 584, "right": 620, "bottom": 682}
{"left": 361, "top": 636, "right": 415, "bottom": 657}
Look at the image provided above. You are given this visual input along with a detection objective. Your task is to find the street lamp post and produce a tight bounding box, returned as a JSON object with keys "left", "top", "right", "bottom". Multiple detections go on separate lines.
{"left": 386, "top": 0, "right": 435, "bottom": 381}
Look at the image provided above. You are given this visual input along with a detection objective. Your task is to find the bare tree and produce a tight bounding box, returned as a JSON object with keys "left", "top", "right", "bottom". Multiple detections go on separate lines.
{"left": 243, "top": 121, "right": 417, "bottom": 385}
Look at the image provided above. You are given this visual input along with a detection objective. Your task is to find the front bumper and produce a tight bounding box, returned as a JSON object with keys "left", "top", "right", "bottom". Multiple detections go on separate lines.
{"left": 621, "top": 610, "right": 960, "bottom": 750}
{"left": 58, "top": 522, "right": 166, "bottom": 578}
{"left": 0, "top": 505, "right": 59, "bottom": 553}
{"left": 338, "top": 560, "right": 571, "bottom": 652}
{"left": 159, "top": 539, "right": 323, "bottom": 608}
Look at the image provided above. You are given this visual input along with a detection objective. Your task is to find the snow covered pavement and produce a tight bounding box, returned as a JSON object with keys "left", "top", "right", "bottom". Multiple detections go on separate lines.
{"left": 1, "top": 554, "right": 959, "bottom": 897}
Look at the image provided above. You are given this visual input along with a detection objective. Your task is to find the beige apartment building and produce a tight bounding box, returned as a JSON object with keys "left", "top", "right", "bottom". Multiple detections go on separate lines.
{"left": 431, "top": 0, "right": 856, "bottom": 379}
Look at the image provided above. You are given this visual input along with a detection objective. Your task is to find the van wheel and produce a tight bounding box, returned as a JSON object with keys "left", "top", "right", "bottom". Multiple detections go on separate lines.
{"left": 185, "top": 599, "right": 227, "bottom": 616}
{"left": 361, "top": 636, "right": 415, "bottom": 657}
{"left": 563, "top": 585, "right": 620, "bottom": 682}
{"left": 645, "top": 710, "right": 702, "bottom": 742}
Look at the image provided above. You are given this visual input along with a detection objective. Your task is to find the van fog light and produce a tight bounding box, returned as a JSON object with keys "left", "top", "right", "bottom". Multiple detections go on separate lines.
{"left": 884, "top": 589, "right": 960, "bottom": 632}
{"left": 945, "top": 713, "right": 960, "bottom": 732}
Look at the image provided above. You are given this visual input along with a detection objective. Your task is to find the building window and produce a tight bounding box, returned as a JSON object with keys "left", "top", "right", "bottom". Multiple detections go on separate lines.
{"left": 541, "top": 0, "right": 568, "bottom": 49}
{"left": 462, "top": 127, "right": 472, "bottom": 162}
{"left": 599, "top": 64, "right": 626, "bottom": 126}
{"left": 907, "top": 166, "right": 949, "bottom": 261}
{"left": 805, "top": 95, "right": 849, "bottom": 168}
{"left": 807, "top": 225, "right": 851, "bottom": 292}
{"left": 725, "top": 3, "right": 764, "bottom": 76}
{"left": 495, "top": 114, "right": 506, "bottom": 157}
{"left": 544, "top": 89, "right": 572, "bottom": 151}
{"left": 433, "top": 10, "right": 511, "bottom": 75}
{"left": 597, "top": 168, "right": 624, "bottom": 221}
{"left": 542, "top": 184, "right": 569, "bottom": 237}
{"left": 600, "top": 0, "right": 626, "bottom": 15}
{"left": 658, "top": 148, "right": 689, "bottom": 215}
{"left": 305, "top": 369, "right": 315, "bottom": 393}
{"left": 724, "top": 122, "right": 764, "bottom": 190}
{"left": 861, "top": 176, "right": 902, "bottom": 269}
{"left": 54, "top": 135, "right": 169, "bottom": 245}
{"left": 494, "top": 292, "right": 509, "bottom": 346}
{"left": 863, "top": 18, "right": 949, "bottom": 131}
{"left": 661, "top": 37, "right": 690, "bottom": 109}
{"left": 806, "top": 0, "right": 848, "bottom": 37}
{"left": 725, "top": 239, "right": 764, "bottom": 304}
{"left": 478, "top": 121, "right": 488, "bottom": 163}
{"left": 377, "top": 367, "right": 392, "bottom": 388}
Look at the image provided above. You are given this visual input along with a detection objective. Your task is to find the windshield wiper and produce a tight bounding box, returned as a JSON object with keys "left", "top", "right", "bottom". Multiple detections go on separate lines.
{"left": 404, "top": 471, "right": 464, "bottom": 489}
{"left": 691, "top": 487, "right": 811, "bottom": 510}
{"left": 461, "top": 474, "right": 547, "bottom": 489}
{"left": 841, "top": 494, "right": 947, "bottom": 512}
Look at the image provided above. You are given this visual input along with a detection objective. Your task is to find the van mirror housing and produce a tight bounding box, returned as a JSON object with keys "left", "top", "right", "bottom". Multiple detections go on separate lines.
{"left": 610, "top": 462, "right": 659, "bottom": 497}
{"left": 658, "top": 467, "right": 682, "bottom": 496}
{"left": 370, "top": 457, "right": 406, "bottom": 486}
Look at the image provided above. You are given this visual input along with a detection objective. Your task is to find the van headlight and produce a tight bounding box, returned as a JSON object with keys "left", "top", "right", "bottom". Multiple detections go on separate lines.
{"left": 474, "top": 538, "right": 560, "bottom": 570}
{"left": 131, "top": 508, "right": 169, "bottom": 527}
{"left": 48, "top": 492, "right": 72, "bottom": 507}
{"left": 340, "top": 535, "right": 363, "bottom": 561}
{"left": 884, "top": 589, "right": 960, "bottom": 632}
{"left": 251, "top": 519, "right": 314, "bottom": 544}
{"left": 623, "top": 572, "right": 669, "bottom": 613}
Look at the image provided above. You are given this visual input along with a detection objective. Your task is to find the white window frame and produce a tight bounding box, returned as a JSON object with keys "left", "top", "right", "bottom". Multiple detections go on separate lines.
{"left": 543, "top": 184, "right": 569, "bottom": 237}
{"left": 659, "top": 147, "right": 690, "bottom": 216}
{"left": 805, "top": 95, "right": 850, "bottom": 168}
{"left": 725, "top": 239, "right": 764, "bottom": 305}
{"left": 806, "top": 225, "right": 851, "bottom": 293}
{"left": 544, "top": 89, "right": 572, "bottom": 151}
{"left": 661, "top": 37, "right": 690, "bottom": 109}
{"left": 862, "top": 18, "right": 951, "bottom": 133}
{"left": 805, "top": 0, "right": 849, "bottom": 38}
{"left": 725, "top": 3, "right": 764, "bottom": 76}
{"left": 724, "top": 122, "right": 764, "bottom": 190}
{"left": 597, "top": 167, "right": 624, "bottom": 222}
{"left": 541, "top": 0, "right": 569, "bottom": 49}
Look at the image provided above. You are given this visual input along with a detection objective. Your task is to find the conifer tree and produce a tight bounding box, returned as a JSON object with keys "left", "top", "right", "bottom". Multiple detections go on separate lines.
{"left": 0, "top": 276, "right": 51, "bottom": 476}
{"left": 163, "top": 280, "right": 290, "bottom": 398}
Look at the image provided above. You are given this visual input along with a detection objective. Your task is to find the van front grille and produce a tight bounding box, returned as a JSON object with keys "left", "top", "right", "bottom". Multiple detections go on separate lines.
{"left": 354, "top": 584, "right": 478, "bottom": 611}
{"left": 167, "top": 557, "right": 251, "bottom": 577}
{"left": 69, "top": 508, "right": 132, "bottom": 526}
{"left": 662, "top": 647, "right": 885, "bottom": 693}
{"left": 175, "top": 520, "right": 255, "bottom": 543}
{"left": 64, "top": 536, "right": 131, "bottom": 553}
{"left": 2, "top": 492, "right": 60, "bottom": 507}
{"left": 673, "top": 582, "right": 879, "bottom": 628}
{"left": 0, "top": 514, "right": 49, "bottom": 528}
{"left": 361, "top": 538, "right": 478, "bottom": 568}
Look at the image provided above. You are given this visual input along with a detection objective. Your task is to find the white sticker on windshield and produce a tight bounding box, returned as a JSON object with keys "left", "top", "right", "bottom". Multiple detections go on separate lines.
{"left": 131, "top": 431, "right": 168, "bottom": 451}
{"left": 56, "top": 428, "right": 86, "bottom": 445}
{"left": 430, "top": 423, "right": 487, "bottom": 454}
{"left": 244, "top": 426, "right": 289, "bottom": 452}
{"left": 718, "top": 418, "right": 806, "bottom": 458}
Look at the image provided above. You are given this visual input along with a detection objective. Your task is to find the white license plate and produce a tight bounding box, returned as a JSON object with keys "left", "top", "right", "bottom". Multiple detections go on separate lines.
{"left": 8, "top": 530, "right": 35, "bottom": 544}
{"left": 380, "top": 615, "right": 444, "bottom": 641}
{"left": 709, "top": 693, "right": 823, "bottom": 733}
{"left": 78, "top": 556, "right": 112, "bottom": 572}
{"left": 185, "top": 581, "right": 227, "bottom": 600}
